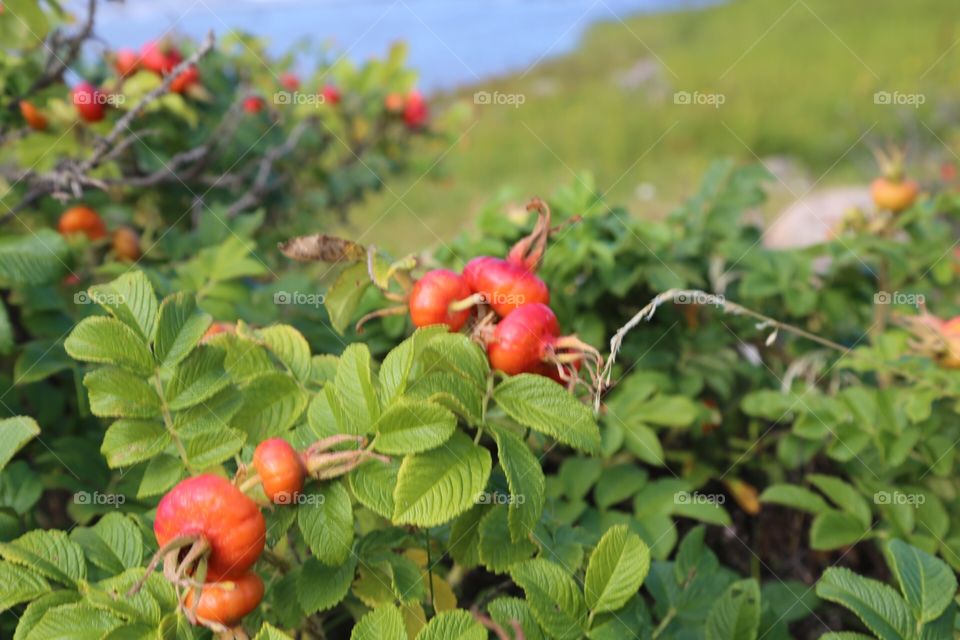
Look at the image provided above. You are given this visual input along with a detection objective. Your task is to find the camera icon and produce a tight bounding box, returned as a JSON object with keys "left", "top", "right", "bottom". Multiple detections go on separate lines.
{"left": 274, "top": 291, "right": 290, "bottom": 305}
{"left": 74, "top": 291, "right": 91, "bottom": 304}
{"left": 476, "top": 491, "right": 491, "bottom": 504}
{"left": 674, "top": 491, "right": 691, "bottom": 504}
{"left": 274, "top": 91, "right": 291, "bottom": 105}
{"left": 874, "top": 491, "right": 891, "bottom": 504}
{"left": 275, "top": 491, "right": 293, "bottom": 505}
{"left": 873, "top": 291, "right": 891, "bottom": 305}
{"left": 473, "top": 91, "right": 491, "bottom": 105}
{"left": 676, "top": 292, "right": 690, "bottom": 304}
{"left": 673, "top": 91, "right": 692, "bottom": 105}
{"left": 74, "top": 491, "right": 90, "bottom": 504}
{"left": 873, "top": 91, "right": 892, "bottom": 105}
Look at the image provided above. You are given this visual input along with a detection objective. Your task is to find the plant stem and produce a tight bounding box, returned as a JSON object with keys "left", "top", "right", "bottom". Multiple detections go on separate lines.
{"left": 652, "top": 608, "right": 677, "bottom": 639}
{"left": 153, "top": 370, "right": 193, "bottom": 473}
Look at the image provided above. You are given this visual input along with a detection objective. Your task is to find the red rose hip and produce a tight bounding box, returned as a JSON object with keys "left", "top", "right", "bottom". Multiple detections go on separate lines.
{"left": 408, "top": 269, "right": 473, "bottom": 331}
{"left": 184, "top": 572, "right": 264, "bottom": 627}
{"left": 253, "top": 438, "right": 305, "bottom": 504}
{"left": 463, "top": 256, "right": 549, "bottom": 317}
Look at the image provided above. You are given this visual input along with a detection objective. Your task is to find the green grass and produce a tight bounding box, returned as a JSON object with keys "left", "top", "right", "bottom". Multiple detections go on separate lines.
{"left": 337, "top": 0, "right": 960, "bottom": 253}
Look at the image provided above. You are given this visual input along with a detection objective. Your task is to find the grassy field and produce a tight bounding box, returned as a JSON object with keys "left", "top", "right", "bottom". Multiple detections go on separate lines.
{"left": 337, "top": 0, "right": 960, "bottom": 253}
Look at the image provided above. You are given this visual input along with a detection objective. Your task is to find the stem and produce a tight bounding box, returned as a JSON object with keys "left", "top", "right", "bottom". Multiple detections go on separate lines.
{"left": 652, "top": 608, "right": 677, "bottom": 639}
{"left": 425, "top": 528, "right": 436, "bottom": 613}
{"left": 448, "top": 292, "right": 485, "bottom": 313}
{"left": 238, "top": 474, "right": 261, "bottom": 494}
{"left": 153, "top": 371, "right": 193, "bottom": 473}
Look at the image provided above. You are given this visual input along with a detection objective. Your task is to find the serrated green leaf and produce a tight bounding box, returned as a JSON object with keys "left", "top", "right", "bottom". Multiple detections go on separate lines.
{"left": 13, "top": 591, "right": 81, "bottom": 640}
{"left": 153, "top": 293, "right": 212, "bottom": 370}
{"left": 0, "top": 560, "right": 49, "bottom": 612}
{"left": 182, "top": 427, "right": 246, "bottom": 468}
{"left": 638, "top": 394, "right": 699, "bottom": 427}
{"left": 23, "top": 602, "right": 122, "bottom": 639}
{"left": 510, "top": 559, "right": 588, "bottom": 640}
{"left": 488, "top": 597, "right": 545, "bottom": 640}
{"left": 0, "top": 416, "right": 40, "bottom": 471}
{"left": 374, "top": 399, "right": 456, "bottom": 455}
{"left": 232, "top": 373, "right": 308, "bottom": 441}
{"left": 0, "top": 529, "right": 85, "bottom": 587}
{"left": 585, "top": 525, "right": 650, "bottom": 614}
{"left": 13, "top": 341, "right": 70, "bottom": 385}
{"left": 165, "top": 346, "right": 230, "bottom": 411}
{"left": 449, "top": 506, "right": 485, "bottom": 569}
{"left": 100, "top": 419, "right": 169, "bottom": 468}
{"left": 253, "top": 623, "right": 295, "bottom": 640}
{"left": 65, "top": 316, "right": 154, "bottom": 376}
{"left": 706, "top": 579, "right": 761, "bottom": 640}
{"left": 298, "top": 481, "right": 353, "bottom": 566}
{"left": 88, "top": 271, "right": 158, "bottom": 343}
{"left": 491, "top": 425, "right": 545, "bottom": 542}
{"left": 759, "top": 484, "right": 832, "bottom": 515}
{"left": 298, "top": 556, "right": 356, "bottom": 613}
{"left": 817, "top": 567, "right": 914, "bottom": 640}
{"left": 594, "top": 464, "right": 647, "bottom": 510}
{"left": 414, "top": 609, "right": 485, "bottom": 640}
{"left": 494, "top": 374, "right": 601, "bottom": 453}
{"left": 407, "top": 371, "right": 484, "bottom": 424}
{"left": 137, "top": 454, "right": 184, "bottom": 498}
{"left": 349, "top": 459, "right": 399, "bottom": 519}
{"left": 379, "top": 326, "right": 446, "bottom": 406}
{"left": 71, "top": 513, "right": 143, "bottom": 574}
{"left": 885, "top": 539, "right": 957, "bottom": 624}
{"left": 258, "top": 325, "right": 312, "bottom": 383}
{"left": 325, "top": 262, "right": 372, "bottom": 335}
{"left": 351, "top": 604, "right": 406, "bottom": 640}
{"left": 478, "top": 506, "right": 536, "bottom": 573}
{"left": 336, "top": 343, "right": 380, "bottom": 434}
{"left": 84, "top": 367, "right": 161, "bottom": 418}
{"left": 0, "top": 461, "right": 42, "bottom": 515}
{"left": 421, "top": 333, "right": 490, "bottom": 388}
{"left": 0, "top": 231, "right": 66, "bottom": 286}
{"left": 393, "top": 432, "right": 492, "bottom": 527}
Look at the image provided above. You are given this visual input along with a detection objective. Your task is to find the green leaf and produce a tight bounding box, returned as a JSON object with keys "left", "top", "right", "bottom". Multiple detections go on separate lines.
{"left": 0, "top": 231, "right": 67, "bottom": 286}
{"left": 298, "top": 556, "right": 357, "bottom": 613}
{"left": 817, "top": 567, "right": 915, "bottom": 640}
{"left": 325, "top": 262, "right": 373, "bottom": 335}
{"left": 0, "top": 416, "right": 40, "bottom": 471}
{"left": 620, "top": 421, "right": 665, "bottom": 466}
{"left": 0, "top": 560, "right": 49, "bottom": 613}
{"left": 101, "top": 419, "right": 169, "bottom": 468}
{"left": 0, "top": 300, "right": 11, "bottom": 356}
{"left": 14, "top": 341, "right": 70, "bottom": 385}
{"left": 706, "top": 579, "right": 761, "bottom": 640}
{"left": 258, "top": 325, "right": 312, "bottom": 383}
{"left": 22, "top": 602, "right": 122, "bottom": 639}
{"left": 351, "top": 604, "right": 406, "bottom": 640}
{"left": 84, "top": 367, "right": 161, "bottom": 418}
{"left": 408, "top": 371, "right": 484, "bottom": 424}
{"left": 298, "top": 482, "right": 353, "bottom": 566}
{"left": 759, "top": 484, "right": 832, "bottom": 515}
{"left": 374, "top": 399, "right": 456, "bottom": 455}
{"left": 0, "top": 461, "right": 42, "bottom": 515}
{"left": 65, "top": 316, "right": 154, "bottom": 376}
{"left": 449, "top": 507, "right": 485, "bottom": 569}
{"left": 594, "top": 465, "right": 647, "bottom": 510}
{"left": 491, "top": 425, "right": 545, "bottom": 542}
{"left": 153, "top": 293, "right": 212, "bottom": 369}
{"left": 71, "top": 513, "right": 143, "bottom": 574}
{"left": 488, "top": 597, "right": 545, "bottom": 640}
{"left": 253, "top": 624, "right": 296, "bottom": 640}
{"left": 182, "top": 427, "right": 246, "bottom": 469}
{"left": 13, "top": 591, "right": 81, "bottom": 640}
{"left": 393, "top": 432, "right": 492, "bottom": 527}
{"left": 415, "top": 609, "right": 486, "bottom": 640}
{"left": 585, "top": 525, "right": 651, "bottom": 614}
{"left": 349, "top": 459, "right": 399, "bottom": 519}
{"left": 478, "top": 506, "right": 537, "bottom": 573}
{"left": 885, "top": 539, "right": 957, "bottom": 624}
{"left": 810, "top": 511, "right": 870, "bottom": 551}
{"left": 639, "top": 394, "right": 699, "bottom": 427}
{"left": 379, "top": 326, "right": 446, "bottom": 406}
{"left": 336, "top": 344, "right": 381, "bottom": 434}
{"left": 421, "top": 333, "right": 490, "bottom": 388}
{"left": 494, "top": 374, "right": 601, "bottom": 453}
{"left": 88, "top": 271, "right": 158, "bottom": 343}
{"left": 136, "top": 454, "right": 184, "bottom": 498}
{"left": 510, "top": 559, "right": 588, "bottom": 640}
{"left": 807, "top": 475, "right": 872, "bottom": 528}
{"left": 232, "top": 373, "right": 308, "bottom": 441}
{"left": 0, "top": 529, "right": 86, "bottom": 587}
{"left": 165, "top": 347, "right": 230, "bottom": 411}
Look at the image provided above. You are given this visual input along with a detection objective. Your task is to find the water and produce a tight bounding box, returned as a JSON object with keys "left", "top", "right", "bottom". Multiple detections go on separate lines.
{"left": 83, "top": 0, "right": 698, "bottom": 91}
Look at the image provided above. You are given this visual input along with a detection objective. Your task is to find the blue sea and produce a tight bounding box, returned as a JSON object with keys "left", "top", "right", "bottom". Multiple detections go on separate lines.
{"left": 83, "top": 0, "right": 702, "bottom": 90}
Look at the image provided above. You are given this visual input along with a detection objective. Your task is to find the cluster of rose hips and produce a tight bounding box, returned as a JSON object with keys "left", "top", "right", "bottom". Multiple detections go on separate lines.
{"left": 137, "top": 435, "right": 386, "bottom": 632}
{"left": 370, "top": 198, "right": 600, "bottom": 389}
{"left": 57, "top": 204, "right": 140, "bottom": 263}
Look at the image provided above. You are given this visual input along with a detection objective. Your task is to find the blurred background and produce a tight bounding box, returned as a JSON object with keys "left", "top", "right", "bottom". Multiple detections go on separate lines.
{"left": 78, "top": 0, "right": 960, "bottom": 251}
